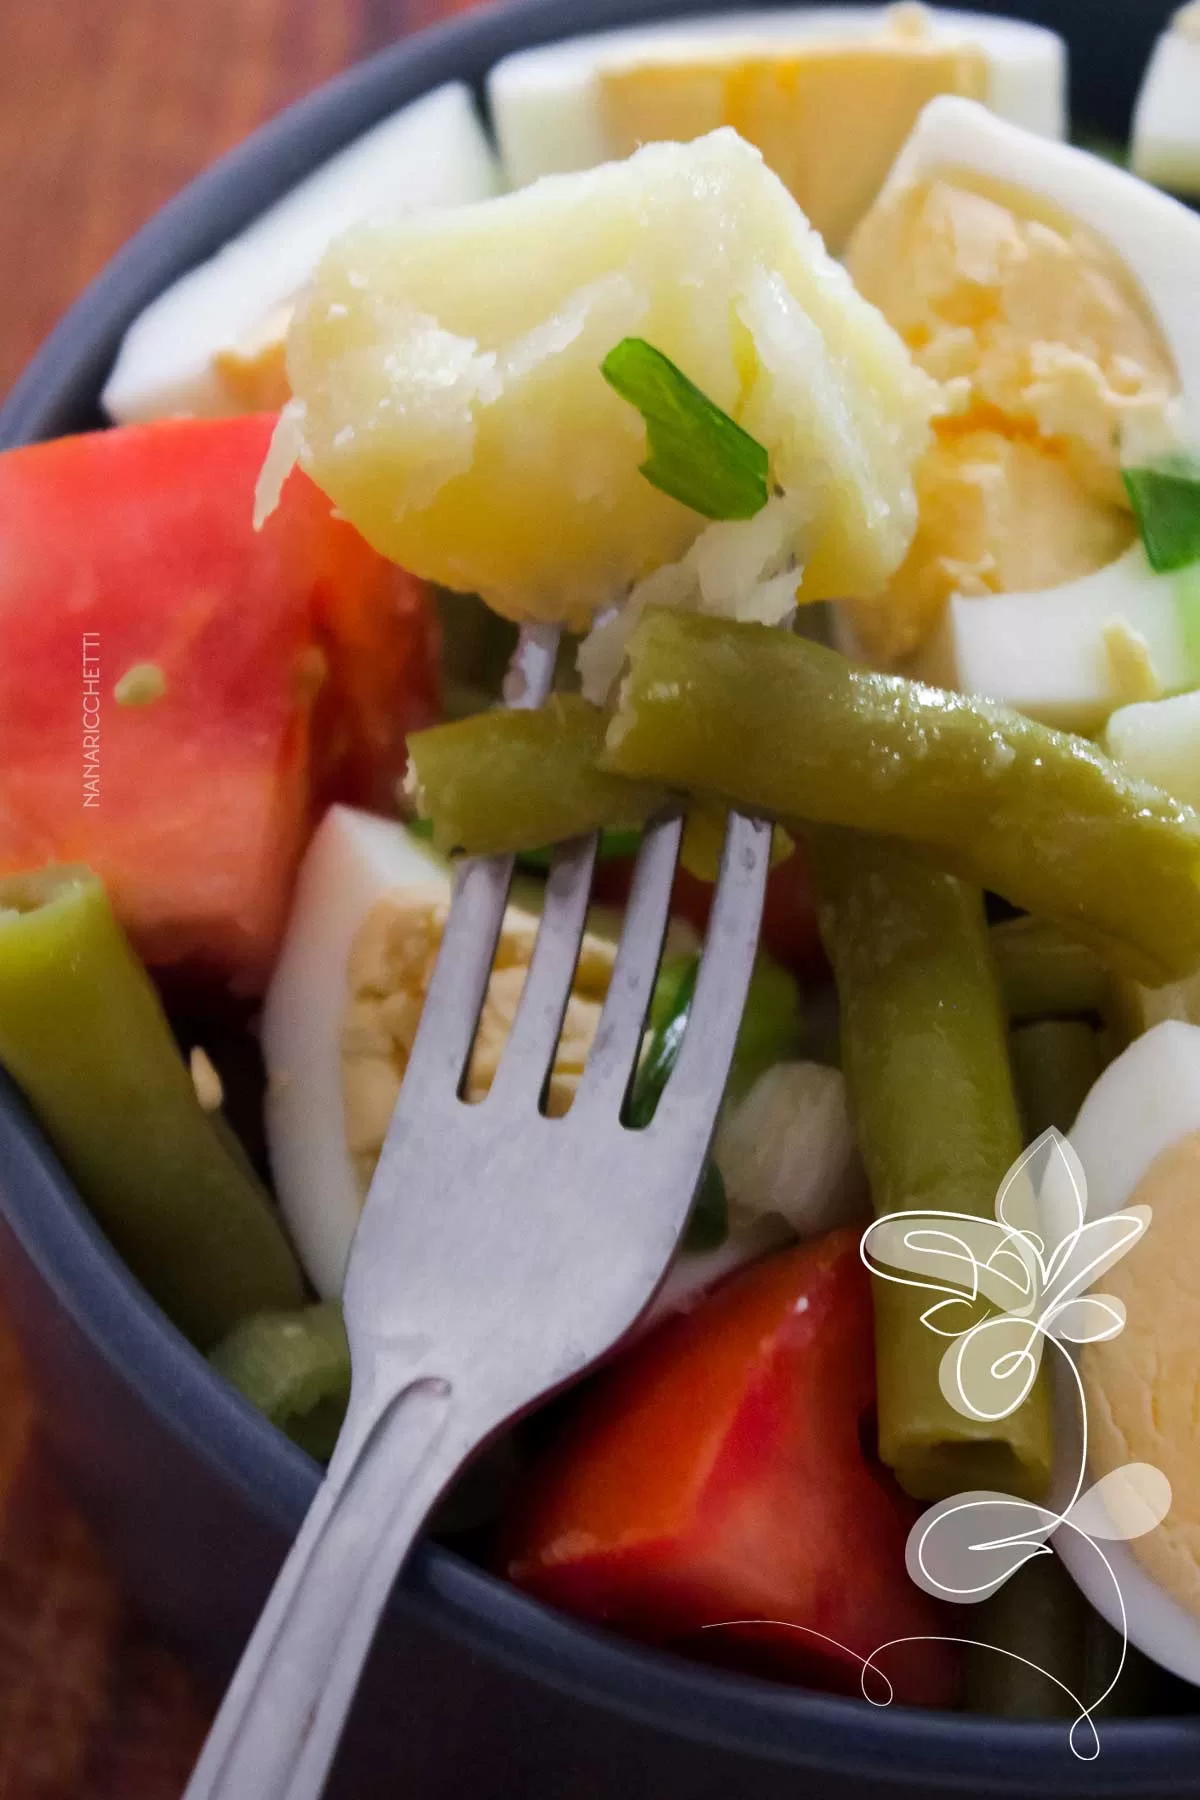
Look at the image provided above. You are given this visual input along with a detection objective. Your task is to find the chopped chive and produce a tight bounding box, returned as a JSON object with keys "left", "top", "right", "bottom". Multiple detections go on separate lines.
{"left": 1124, "top": 458, "right": 1200, "bottom": 573}
{"left": 601, "top": 337, "right": 769, "bottom": 521}
{"left": 627, "top": 954, "right": 729, "bottom": 1252}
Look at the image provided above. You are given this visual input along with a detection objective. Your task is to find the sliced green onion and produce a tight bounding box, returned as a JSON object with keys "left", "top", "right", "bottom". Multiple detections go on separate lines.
{"left": 1123, "top": 458, "right": 1200, "bottom": 572}
{"left": 210, "top": 1301, "right": 351, "bottom": 1463}
{"left": 628, "top": 957, "right": 699, "bottom": 1130}
{"left": 627, "top": 956, "right": 728, "bottom": 1251}
{"left": 1174, "top": 560, "right": 1200, "bottom": 673}
{"left": 601, "top": 337, "right": 769, "bottom": 521}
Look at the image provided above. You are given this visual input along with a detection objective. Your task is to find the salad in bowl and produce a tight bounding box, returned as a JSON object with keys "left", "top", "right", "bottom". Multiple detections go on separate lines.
{"left": 7, "top": 0, "right": 1200, "bottom": 1766}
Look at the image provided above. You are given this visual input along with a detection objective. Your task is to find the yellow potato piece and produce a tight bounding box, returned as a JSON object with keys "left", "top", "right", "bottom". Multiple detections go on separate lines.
{"left": 271, "top": 131, "right": 936, "bottom": 629}
{"left": 599, "top": 40, "right": 988, "bottom": 255}
{"left": 341, "top": 885, "right": 614, "bottom": 1194}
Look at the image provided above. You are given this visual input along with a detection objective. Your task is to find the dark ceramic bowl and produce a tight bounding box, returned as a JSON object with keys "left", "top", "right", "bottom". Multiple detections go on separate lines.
{"left": 2, "top": 2, "right": 1197, "bottom": 1794}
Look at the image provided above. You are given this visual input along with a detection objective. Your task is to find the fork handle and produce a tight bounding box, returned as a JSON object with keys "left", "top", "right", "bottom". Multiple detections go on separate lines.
{"left": 184, "top": 1374, "right": 458, "bottom": 1800}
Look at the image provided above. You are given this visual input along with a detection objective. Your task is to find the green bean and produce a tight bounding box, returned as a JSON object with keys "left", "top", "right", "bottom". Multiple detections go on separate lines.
{"left": 210, "top": 1301, "right": 350, "bottom": 1462}
{"left": 0, "top": 868, "right": 304, "bottom": 1346}
{"left": 967, "top": 1554, "right": 1165, "bottom": 1720}
{"left": 408, "top": 695, "right": 666, "bottom": 857}
{"left": 809, "top": 830, "right": 1053, "bottom": 1502}
{"left": 603, "top": 610, "right": 1200, "bottom": 985}
{"left": 726, "top": 954, "right": 805, "bottom": 1104}
{"left": 1009, "top": 1021, "right": 1105, "bottom": 1139}
{"left": 966, "top": 1554, "right": 1088, "bottom": 1719}
{"left": 990, "top": 918, "right": 1111, "bottom": 1024}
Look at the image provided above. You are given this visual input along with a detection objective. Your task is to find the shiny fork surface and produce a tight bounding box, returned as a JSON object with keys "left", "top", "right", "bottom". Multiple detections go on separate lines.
{"left": 184, "top": 628, "right": 771, "bottom": 1800}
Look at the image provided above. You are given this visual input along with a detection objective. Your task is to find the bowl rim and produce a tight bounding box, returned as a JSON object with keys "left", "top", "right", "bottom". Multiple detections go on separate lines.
{"left": 3, "top": 0, "right": 1200, "bottom": 1788}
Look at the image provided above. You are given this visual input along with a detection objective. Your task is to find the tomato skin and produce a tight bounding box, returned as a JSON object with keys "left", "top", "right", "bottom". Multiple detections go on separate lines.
{"left": 503, "top": 1232, "right": 959, "bottom": 1709}
{"left": 0, "top": 417, "right": 438, "bottom": 989}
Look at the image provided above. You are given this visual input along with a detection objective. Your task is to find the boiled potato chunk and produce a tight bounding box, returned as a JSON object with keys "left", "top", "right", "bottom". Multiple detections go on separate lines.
{"left": 268, "top": 130, "right": 936, "bottom": 628}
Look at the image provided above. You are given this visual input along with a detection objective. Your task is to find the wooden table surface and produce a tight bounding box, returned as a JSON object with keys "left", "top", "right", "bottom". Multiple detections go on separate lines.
{"left": 0, "top": 3, "right": 481, "bottom": 1793}
{"left": 0, "top": 0, "right": 481, "bottom": 400}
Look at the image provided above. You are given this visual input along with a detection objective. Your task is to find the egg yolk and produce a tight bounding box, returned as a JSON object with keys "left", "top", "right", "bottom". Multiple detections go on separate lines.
{"left": 339, "top": 886, "right": 613, "bottom": 1196}
{"left": 212, "top": 301, "right": 294, "bottom": 413}
{"left": 845, "top": 175, "right": 1179, "bottom": 663}
{"left": 597, "top": 30, "right": 988, "bottom": 256}
{"left": 1084, "top": 1131, "right": 1200, "bottom": 1620}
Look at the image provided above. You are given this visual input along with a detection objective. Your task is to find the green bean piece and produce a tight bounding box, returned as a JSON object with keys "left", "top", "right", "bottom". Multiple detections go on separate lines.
{"left": 0, "top": 868, "right": 304, "bottom": 1346}
{"left": 408, "top": 696, "right": 666, "bottom": 857}
{"left": 809, "top": 830, "right": 1053, "bottom": 1503}
{"left": 1009, "top": 1021, "right": 1105, "bottom": 1140}
{"left": 726, "top": 954, "right": 805, "bottom": 1104}
{"left": 211, "top": 1302, "right": 350, "bottom": 1463}
{"left": 968, "top": 1554, "right": 1165, "bottom": 1720}
{"left": 990, "top": 917, "right": 1111, "bottom": 1024}
{"left": 966, "top": 1553, "right": 1088, "bottom": 1719}
{"left": 604, "top": 609, "right": 1200, "bottom": 986}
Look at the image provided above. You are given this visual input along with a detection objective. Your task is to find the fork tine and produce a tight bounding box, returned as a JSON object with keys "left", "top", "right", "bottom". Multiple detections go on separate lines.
{"left": 656, "top": 811, "right": 773, "bottom": 1119}
{"left": 400, "top": 853, "right": 517, "bottom": 1107}
{"left": 400, "top": 624, "right": 562, "bottom": 1108}
{"left": 573, "top": 810, "right": 684, "bottom": 1115}
{"left": 487, "top": 832, "right": 600, "bottom": 1109}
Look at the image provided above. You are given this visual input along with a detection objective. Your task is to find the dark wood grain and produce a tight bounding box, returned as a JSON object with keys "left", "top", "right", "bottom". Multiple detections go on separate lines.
{"left": 0, "top": 3, "right": 484, "bottom": 1792}
{"left": 0, "top": 0, "right": 483, "bottom": 401}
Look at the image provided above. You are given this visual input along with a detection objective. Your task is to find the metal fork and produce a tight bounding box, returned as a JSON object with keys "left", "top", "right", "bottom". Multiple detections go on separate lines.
{"left": 184, "top": 624, "right": 771, "bottom": 1800}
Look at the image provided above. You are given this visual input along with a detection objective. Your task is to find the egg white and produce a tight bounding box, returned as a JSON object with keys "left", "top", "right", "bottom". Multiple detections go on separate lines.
{"left": 1133, "top": 8, "right": 1200, "bottom": 199}
{"left": 488, "top": 7, "right": 1066, "bottom": 191}
{"left": 102, "top": 83, "right": 500, "bottom": 425}
{"left": 858, "top": 96, "right": 1200, "bottom": 731}
{"left": 264, "top": 806, "right": 776, "bottom": 1313}
{"left": 1052, "top": 1021, "right": 1200, "bottom": 1686}
{"left": 261, "top": 806, "right": 449, "bottom": 1299}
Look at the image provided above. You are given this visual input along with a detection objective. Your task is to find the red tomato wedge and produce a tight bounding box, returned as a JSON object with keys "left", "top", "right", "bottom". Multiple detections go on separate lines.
{"left": 503, "top": 1231, "right": 959, "bottom": 1708}
{"left": 0, "top": 416, "right": 438, "bottom": 989}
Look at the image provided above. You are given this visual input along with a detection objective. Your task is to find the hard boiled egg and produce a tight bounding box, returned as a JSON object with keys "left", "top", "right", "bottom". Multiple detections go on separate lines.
{"left": 261, "top": 805, "right": 448, "bottom": 1297}
{"left": 489, "top": 6, "right": 1064, "bottom": 251}
{"left": 263, "top": 804, "right": 623, "bottom": 1296}
{"left": 842, "top": 96, "right": 1200, "bottom": 733}
{"left": 102, "top": 83, "right": 500, "bottom": 425}
{"left": 1054, "top": 1022, "right": 1200, "bottom": 1685}
{"left": 1105, "top": 687, "right": 1200, "bottom": 810}
{"left": 263, "top": 804, "right": 780, "bottom": 1312}
{"left": 1133, "top": 5, "right": 1200, "bottom": 199}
